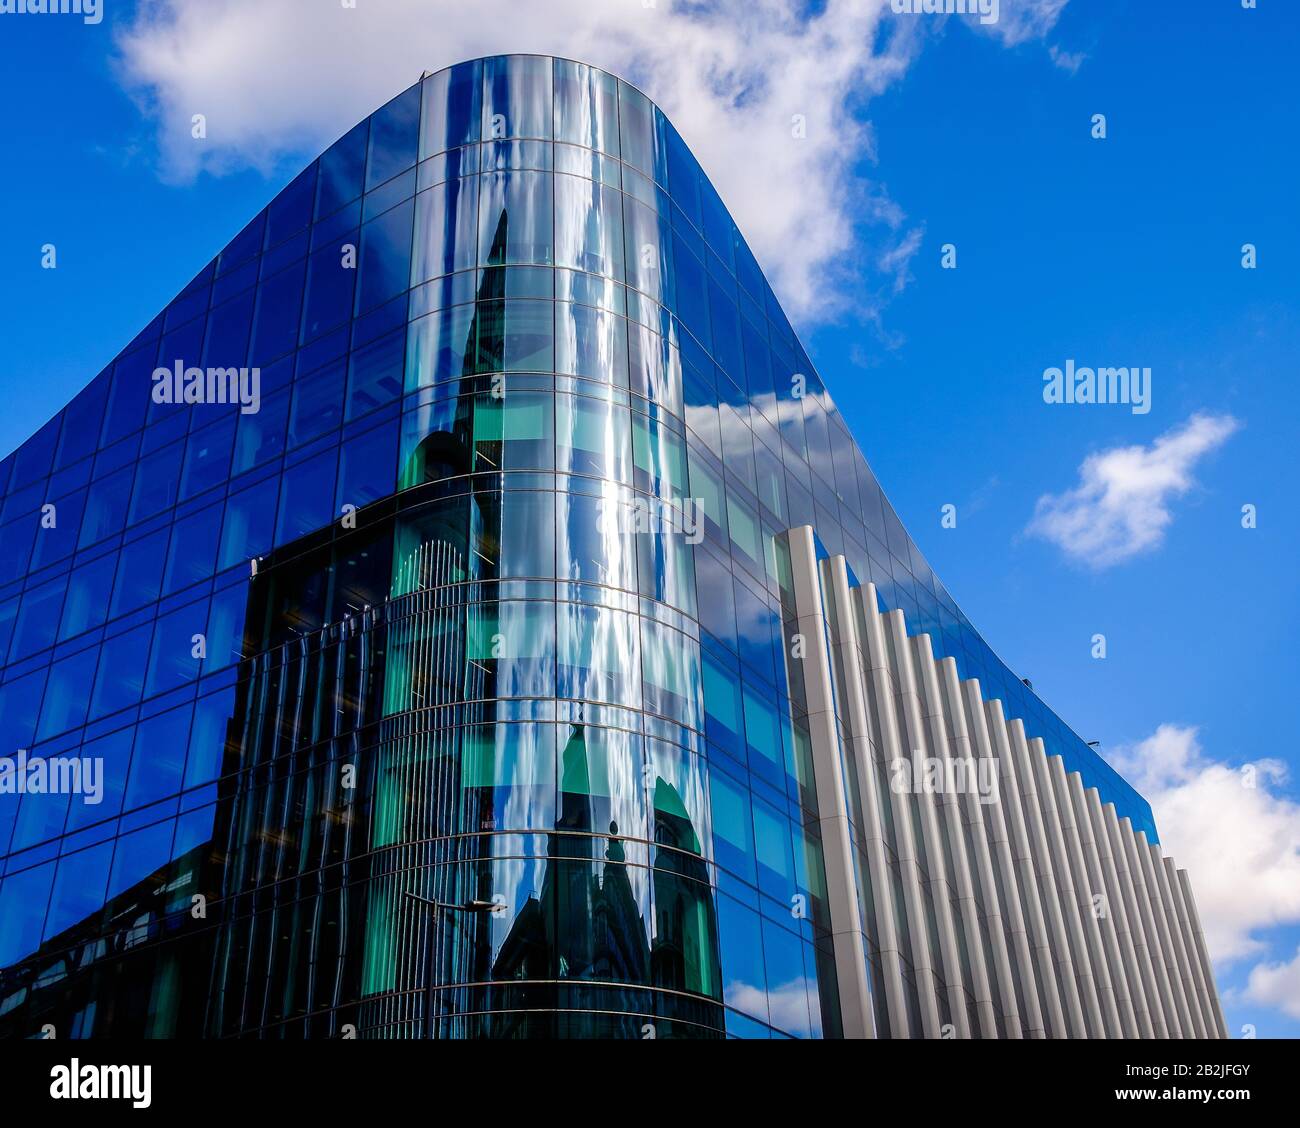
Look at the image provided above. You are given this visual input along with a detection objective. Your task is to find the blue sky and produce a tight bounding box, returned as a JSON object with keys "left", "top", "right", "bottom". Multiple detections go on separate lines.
{"left": 0, "top": 0, "right": 1296, "bottom": 1036}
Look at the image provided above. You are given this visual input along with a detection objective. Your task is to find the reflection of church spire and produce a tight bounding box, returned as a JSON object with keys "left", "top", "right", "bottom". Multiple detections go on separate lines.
{"left": 491, "top": 727, "right": 651, "bottom": 989}
{"left": 402, "top": 209, "right": 510, "bottom": 489}
{"left": 469, "top": 209, "right": 510, "bottom": 374}
{"left": 480, "top": 726, "right": 724, "bottom": 1032}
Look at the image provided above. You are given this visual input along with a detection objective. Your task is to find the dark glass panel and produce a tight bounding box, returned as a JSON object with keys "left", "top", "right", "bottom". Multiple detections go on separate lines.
{"left": 336, "top": 420, "right": 397, "bottom": 513}
{"left": 356, "top": 197, "right": 414, "bottom": 314}
{"left": 57, "top": 550, "right": 117, "bottom": 641}
{"left": 36, "top": 645, "right": 100, "bottom": 740}
{"left": 161, "top": 502, "right": 222, "bottom": 595}
{"left": 89, "top": 623, "right": 151, "bottom": 719}
{"left": 275, "top": 449, "right": 338, "bottom": 543}
{"left": 366, "top": 83, "right": 421, "bottom": 191}
{"left": 301, "top": 237, "right": 358, "bottom": 344}
{"left": 266, "top": 163, "right": 318, "bottom": 248}
{"left": 249, "top": 258, "right": 308, "bottom": 366}
{"left": 345, "top": 329, "right": 405, "bottom": 420}
{"left": 54, "top": 375, "right": 109, "bottom": 471}
{"left": 111, "top": 527, "right": 170, "bottom": 617}
{"left": 316, "top": 120, "right": 368, "bottom": 219}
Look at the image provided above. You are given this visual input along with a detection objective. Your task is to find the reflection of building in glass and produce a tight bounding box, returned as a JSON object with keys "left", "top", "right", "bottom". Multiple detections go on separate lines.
{"left": 0, "top": 56, "right": 1222, "bottom": 1039}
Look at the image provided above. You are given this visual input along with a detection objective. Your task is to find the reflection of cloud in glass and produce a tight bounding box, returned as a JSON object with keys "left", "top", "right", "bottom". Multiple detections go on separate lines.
{"left": 725, "top": 975, "right": 821, "bottom": 1038}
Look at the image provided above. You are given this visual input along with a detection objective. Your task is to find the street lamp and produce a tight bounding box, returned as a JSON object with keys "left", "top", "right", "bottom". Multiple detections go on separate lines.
{"left": 402, "top": 891, "right": 503, "bottom": 1038}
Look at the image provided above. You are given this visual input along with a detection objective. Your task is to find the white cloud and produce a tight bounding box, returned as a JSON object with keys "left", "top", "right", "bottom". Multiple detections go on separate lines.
{"left": 1047, "top": 44, "right": 1086, "bottom": 74}
{"left": 878, "top": 226, "right": 925, "bottom": 295}
{"left": 984, "top": 0, "right": 1070, "bottom": 47}
{"left": 1027, "top": 412, "right": 1239, "bottom": 568}
{"left": 1105, "top": 725, "right": 1300, "bottom": 965}
{"left": 1243, "top": 947, "right": 1300, "bottom": 1021}
{"left": 114, "top": 0, "right": 926, "bottom": 320}
{"left": 113, "top": 0, "right": 1073, "bottom": 322}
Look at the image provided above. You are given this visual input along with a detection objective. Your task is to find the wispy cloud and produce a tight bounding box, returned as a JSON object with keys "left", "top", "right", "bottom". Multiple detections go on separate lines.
{"left": 984, "top": 0, "right": 1071, "bottom": 47}
{"left": 1105, "top": 725, "right": 1300, "bottom": 966}
{"left": 878, "top": 226, "right": 925, "bottom": 295}
{"left": 1027, "top": 413, "right": 1239, "bottom": 568}
{"left": 1047, "top": 44, "right": 1086, "bottom": 74}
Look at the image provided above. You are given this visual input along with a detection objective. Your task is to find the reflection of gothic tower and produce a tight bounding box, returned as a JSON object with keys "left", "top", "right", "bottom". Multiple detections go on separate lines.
{"left": 489, "top": 727, "right": 656, "bottom": 995}
{"left": 649, "top": 778, "right": 720, "bottom": 1009}
{"left": 482, "top": 726, "right": 724, "bottom": 1035}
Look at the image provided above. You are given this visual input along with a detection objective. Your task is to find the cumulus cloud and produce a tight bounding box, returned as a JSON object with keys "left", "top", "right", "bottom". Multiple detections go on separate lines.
{"left": 114, "top": 0, "right": 927, "bottom": 320}
{"left": 1105, "top": 725, "right": 1300, "bottom": 965}
{"left": 113, "top": 0, "right": 1073, "bottom": 321}
{"left": 1243, "top": 948, "right": 1300, "bottom": 1021}
{"left": 1027, "top": 413, "right": 1239, "bottom": 568}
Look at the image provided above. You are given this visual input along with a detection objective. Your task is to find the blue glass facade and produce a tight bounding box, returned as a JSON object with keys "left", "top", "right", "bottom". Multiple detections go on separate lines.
{"left": 0, "top": 56, "right": 1153, "bottom": 1039}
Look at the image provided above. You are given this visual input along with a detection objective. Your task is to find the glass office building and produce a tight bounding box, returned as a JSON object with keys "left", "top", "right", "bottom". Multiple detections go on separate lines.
{"left": 0, "top": 56, "right": 1222, "bottom": 1039}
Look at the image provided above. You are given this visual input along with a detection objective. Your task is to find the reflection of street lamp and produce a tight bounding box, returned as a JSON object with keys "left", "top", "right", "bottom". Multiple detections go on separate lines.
{"left": 402, "top": 891, "right": 503, "bottom": 1038}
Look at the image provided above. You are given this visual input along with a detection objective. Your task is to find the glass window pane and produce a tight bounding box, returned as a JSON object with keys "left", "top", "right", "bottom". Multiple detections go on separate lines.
{"left": 336, "top": 421, "right": 397, "bottom": 512}
{"left": 121, "top": 705, "right": 192, "bottom": 811}
{"left": 36, "top": 646, "right": 99, "bottom": 740}
{"left": 556, "top": 302, "right": 629, "bottom": 387}
{"left": 0, "top": 862, "right": 55, "bottom": 967}
{"left": 288, "top": 359, "right": 345, "bottom": 447}
{"left": 419, "top": 60, "right": 482, "bottom": 159}
{"left": 640, "top": 619, "right": 702, "bottom": 730}
{"left": 717, "top": 893, "right": 768, "bottom": 1021}
{"left": 355, "top": 197, "right": 414, "bottom": 314}
{"left": 276, "top": 450, "right": 338, "bottom": 543}
{"left": 558, "top": 602, "right": 640, "bottom": 707}
{"left": 460, "top": 721, "right": 556, "bottom": 831}
{"left": 411, "top": 177, "right": 479, "bottom": 284}
{"left": 554, "top": 59, "right": 620, "bottom": 157}
{"left": 555, "top": 175, "right": 624, "bottom": 279}
{"left": 10, "top": 577, "right": 65, "bottom": 661}
{"left": 58, "top": 551, "right": 117, "bottom": 641}
{"left": 557, "top": 491, "right": 637, "bottom": 592}
{"left": 162, "top": 502, "right": 222, "bottom": 595}
{"left": 43, "top": 842, "right": 112, "bottom": 943}
{"left": 346, "top": 329, "right": 405, "bottom": 420}
{"left": 406, "top": 305, "right": 475, "bottom": 390}
{"left": 557, "top": 393, "right": 630, "bottom": 482}
{"left": 558, "top": 724, "right": 645, "bottom": 839}
{"left": 219, "top": 477, "right": 278, "bottom": 569}
{"left": 316, "top": 120, "right": 368, "bottom": 218}
{"left": 464, "top": 600, "right": 555, "bottom": 700}
{"left": 111, "top": 528, "right": 169, "bottom": 617}
{"left": 761, "top": 918, "right": 814, "bottom": 1037}
{"left": 180, "top": 415, "right": 237, "bottom": 501}
{"left": 702, "top": 649, "right": 744, "bottom": 757}
{"left": 647, "top": 737, "right": 709, "bottom": 856}
{"left": 249, "top": 259, "right": 307, "bottom": 366}
{"left": 483, "top": 55, "right": 553, "bottom": 142}
{"left": 301, "top": 237, "right": 357, "bottom": 344}
{"left": 89, "top": 624, "right": 151, "bottom": 719}
{"left": 710, "top": 771, "right": 756, "bottom": 883}
{"left": 478, "top": 170, "right": 553, "bottom": 266}
{"left": 366, "top": 83, "right": 420, "bottom": 190}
